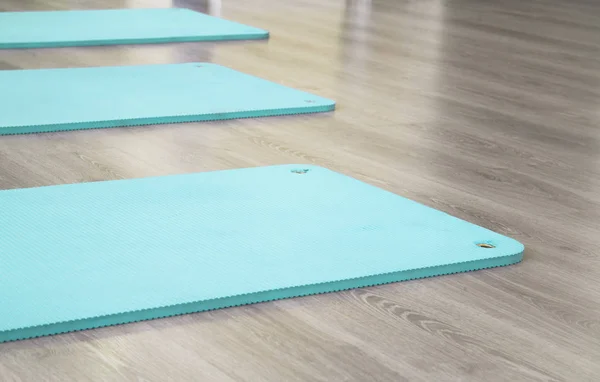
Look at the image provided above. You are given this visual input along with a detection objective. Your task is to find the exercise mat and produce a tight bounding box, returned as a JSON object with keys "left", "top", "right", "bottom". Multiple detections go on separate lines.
{"left": 0, "top": 165, "right": 524, "bottom": 342}
{"left": 0, "top": 8, "right": 268, "bottom": 49}
{"left": 0, "top": 63, "right": 335, "bottom": 135}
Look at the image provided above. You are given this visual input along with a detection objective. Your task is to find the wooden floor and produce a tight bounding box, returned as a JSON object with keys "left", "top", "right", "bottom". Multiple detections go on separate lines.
{"left": 1, "top": 0, "right": 600, "bottom": 380}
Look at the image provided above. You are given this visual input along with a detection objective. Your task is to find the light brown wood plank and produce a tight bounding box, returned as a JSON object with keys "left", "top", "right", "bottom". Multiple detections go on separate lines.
{"left": 0, "top": 0, "right": 599, "bottom": 381}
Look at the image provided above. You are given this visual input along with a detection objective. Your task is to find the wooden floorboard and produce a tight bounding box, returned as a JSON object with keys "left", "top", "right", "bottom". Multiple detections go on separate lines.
{"left": 0, "top": 0, "right": 599, "bottom": 380}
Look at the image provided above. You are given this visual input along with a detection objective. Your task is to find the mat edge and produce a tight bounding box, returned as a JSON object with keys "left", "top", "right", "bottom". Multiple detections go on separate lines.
{"left": 0, "top": 33, "right": 269, "bottom": 49}
{"left": 0, "top": 104, "right": 335, "bottom": 136}
{"left": 0, "top": 8, "right": 269, "bottom": 49}
{"left": 0, "top": 251, "right": 523, "bottom": 343}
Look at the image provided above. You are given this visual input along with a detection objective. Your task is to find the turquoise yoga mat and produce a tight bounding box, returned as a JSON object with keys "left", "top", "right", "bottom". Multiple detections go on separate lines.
{"left": 0, "top": 63, "right": 335, "bottom": 135}
{"left": 0, "top": 165, "right": 524, "bottom": 343}
{"left": 0, "top": 8, "right": 268, "bottom": 49}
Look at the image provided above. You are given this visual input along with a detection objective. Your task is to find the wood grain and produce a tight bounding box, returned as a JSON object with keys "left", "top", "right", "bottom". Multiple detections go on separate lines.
{"left": 1, "top": 0, "right": 599, "bottom": 381}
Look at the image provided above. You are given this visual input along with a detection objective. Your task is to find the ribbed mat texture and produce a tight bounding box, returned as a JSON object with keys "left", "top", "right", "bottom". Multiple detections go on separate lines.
{"left": 0, "top": 63, "right": 335, "bottom": 135}
{"left": 0, "top": 8, "right": 268, "bottom": 48}
{"left": 0, "top": 165, "right": 524, "bottom": 342}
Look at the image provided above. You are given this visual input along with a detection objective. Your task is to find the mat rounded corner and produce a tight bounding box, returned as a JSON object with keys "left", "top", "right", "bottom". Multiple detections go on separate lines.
{"left": 254, "top": 29, "right": 270, "bottom": 38}
{"left": 306, "top": 97, "right": 335, "bottom": 111}
{"left": 320, "top": 98, "right": 336, "bottom": 108}
{"left": 501, "top": 237, "right": 525, "bottom": 259}
{"left": 491, "top": 238, "right": 525, "bottom": 266}
{"left": 510, "top": 241, "right": 525, "bottom": 263}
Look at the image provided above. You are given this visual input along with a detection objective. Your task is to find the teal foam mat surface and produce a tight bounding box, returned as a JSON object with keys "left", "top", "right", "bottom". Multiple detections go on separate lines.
{"left": 0, "top": 165, "right": 524, "bottom": 342}
{"left": 0, "top": 63, "right": 335, "bottom": 135}
{"left": 0, "top": 8, "right": 268, "bottom": 49}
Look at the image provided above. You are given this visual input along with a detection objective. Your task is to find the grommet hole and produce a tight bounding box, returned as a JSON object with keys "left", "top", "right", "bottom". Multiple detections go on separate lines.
{"left": 476, "top": 243, "right": 495, "bottom": 248}
{"left": 291, "top": 169, "right": 310, "bottom": 174}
